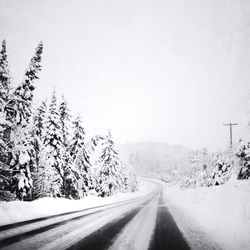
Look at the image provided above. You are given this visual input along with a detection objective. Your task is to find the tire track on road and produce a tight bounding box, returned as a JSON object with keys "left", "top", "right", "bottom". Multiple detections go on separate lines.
{"left": 67, "top": 207, "right": 141, "bottom": 250}
{"left": 149, "top": 191, "right": 191, "bottom": 250}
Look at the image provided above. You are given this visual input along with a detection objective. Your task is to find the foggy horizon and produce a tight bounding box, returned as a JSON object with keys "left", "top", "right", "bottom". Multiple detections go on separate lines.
{"left": 1, "top": 0, "right": 250, "bottom": 152}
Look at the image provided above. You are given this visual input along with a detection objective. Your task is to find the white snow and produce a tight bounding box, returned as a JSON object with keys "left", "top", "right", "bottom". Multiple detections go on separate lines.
{"left": 0, "top": 179, "right": 154, "bottom": 226}
{"left": 109, "top": 191, "right": 159, "bottom": 250}
{"left": 37, "top": 194, "right": 153, "bottom": 250}
{"left": 3, "top": 178, "right": 249, "bottom": 250}
{"left": 19, "top": 151, "right": 30, "bottom": 165}
{"left": 164, "top": 180, "right": 250, "bottom": 250}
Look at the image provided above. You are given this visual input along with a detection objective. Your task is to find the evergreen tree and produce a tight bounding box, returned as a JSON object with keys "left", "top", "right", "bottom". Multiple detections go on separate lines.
{"left": 0, "top": 40, "right": 13, "bottom": 200}
{"left": 0, "top": 39, "right": 11, "bottom": 155}
{"left": 0, "top": 39, "right": 11, "bottom": 156}
{"left": 59, "top": 95, "right": 71, "bottom": 147}
{"left": 1, "top": 42, "right": 43, "bottom": 200}
{"left": 127, "top": 171, "right": 138, "bottom": 192}
{"left": 235, "top": 141, "right": 250, "bottom": 179}
{"left": 31, "top": 101, "right": 47, "bottom": 199}
{"left": 68, "top": 115, "right": 92, "bottom": 197}
{"left": 211, "top": 150, "right": 234, "bottom": 185}
{"left": 58, "top": 96, "right": 74, "bottom": 198}
{"left": 12, "top": 42, "right": 43, "bottom": 200}
{"left": 180, "top": 148, "right": 216, "bottom": 188}
{"left": 32, "top": 101, "right": 47, "bottom": 167}
{"left": 34, "top": 101, "right": 47, "bottom": 139}
{"left": 118, "top": 161, "right": 130, "bottom": 192}
{"left": 12, "top": 42, "right": 43, "bottom": 125}
{"left": 0, "top": 40, "right": 11, "bottom": 103}
{"left": 43, "top": 90, "right": 64, "bottom": 197}
{"left": 98, "top": 131, "right": 123, "bottom": 197}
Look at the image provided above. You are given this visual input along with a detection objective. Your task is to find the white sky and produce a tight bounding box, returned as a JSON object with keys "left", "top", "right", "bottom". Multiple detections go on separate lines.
{"left": 0, "top": 0, "right": 250, "bottom": 151}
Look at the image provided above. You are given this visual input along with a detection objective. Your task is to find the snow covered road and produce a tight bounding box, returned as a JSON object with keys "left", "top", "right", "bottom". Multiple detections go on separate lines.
{"left": 0, "top": 181, "right": 190, "bottom": 250}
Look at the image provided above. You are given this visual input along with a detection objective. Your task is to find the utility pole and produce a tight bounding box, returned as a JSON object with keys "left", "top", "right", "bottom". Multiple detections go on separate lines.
{"left": 223, "top": 122, "right": 238, "bottom": 147}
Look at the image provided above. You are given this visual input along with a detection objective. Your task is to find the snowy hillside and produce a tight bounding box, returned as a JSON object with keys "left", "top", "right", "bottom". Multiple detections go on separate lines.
{"left": 118, "top": 142, "right": 193, "bottom": 175}
{"left": 164, "top": 180, "right": 250, "bottom": 250}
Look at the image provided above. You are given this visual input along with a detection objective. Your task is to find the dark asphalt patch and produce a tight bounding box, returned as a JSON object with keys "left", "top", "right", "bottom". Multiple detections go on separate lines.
{"left": 149, "top": 194, "right": 191, "bottom": 250}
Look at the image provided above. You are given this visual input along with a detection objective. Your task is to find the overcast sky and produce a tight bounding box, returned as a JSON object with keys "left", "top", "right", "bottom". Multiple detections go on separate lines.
{"left": 0, "top": 0, "right": 250, "bottom": 151}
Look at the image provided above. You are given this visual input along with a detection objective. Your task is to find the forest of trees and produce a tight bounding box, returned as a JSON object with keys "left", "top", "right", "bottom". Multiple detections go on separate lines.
{"left": 0, "top": 40, "right": 138, "bottom": 201}
{"left": 1, "top": 39, "right": 248, "bottom": 201}
{"left": 168, "top": 142, "right": 250, "bottom": 188}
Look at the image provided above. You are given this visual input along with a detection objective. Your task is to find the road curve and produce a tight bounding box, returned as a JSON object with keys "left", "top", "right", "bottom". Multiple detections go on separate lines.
{"left": 0, "top": 182, "right": 190, "bottom": 250}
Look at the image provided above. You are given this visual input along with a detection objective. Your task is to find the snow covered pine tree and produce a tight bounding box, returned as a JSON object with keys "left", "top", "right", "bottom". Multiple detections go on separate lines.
{"left": 59, "top": 95, "right": 71, "bottom": 147}
{"left": 1, "top": 41, "right": 43, "bottom": 200}
{"left": 0, "top": 40, "right": 12, "bottom": 200}
{"left": 43, "top": 90, "right": 64, "bottom": 197}
{"left": 31, "top": 101, "right": 48, "bottom": 199}
{"left": 211, "top": 150, "right": 234, "bottom": 185}
{"left": 11, "top": 42, "right": 43, "bottom": 200}
{"left": 59, "top": 96, "right": 77, "bottom": 198}
{"left": 236, "top": 141, "right": 250, "bottom": 179}
{"left": 98, "top": 131, "right": 124, "bottom": 197}
{"left": 68, "top": 115, "right": 92, "bottom": 198}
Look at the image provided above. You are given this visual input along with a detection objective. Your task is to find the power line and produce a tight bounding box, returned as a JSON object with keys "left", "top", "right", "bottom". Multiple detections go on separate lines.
{"left": 223, "top": 122, "right": 238, "bottom": 147}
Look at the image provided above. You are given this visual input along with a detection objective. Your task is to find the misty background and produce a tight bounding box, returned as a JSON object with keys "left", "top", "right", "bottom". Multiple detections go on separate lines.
{"left": 1, "top": 0, "right": 250, "bottom": 151}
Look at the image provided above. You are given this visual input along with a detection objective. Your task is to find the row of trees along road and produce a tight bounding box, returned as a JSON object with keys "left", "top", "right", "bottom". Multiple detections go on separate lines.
{"left": 0, "top": 40, "right": 138, "bottom": 201}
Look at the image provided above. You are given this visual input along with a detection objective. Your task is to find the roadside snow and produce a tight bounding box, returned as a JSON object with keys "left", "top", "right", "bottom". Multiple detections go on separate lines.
{"left": 164, "top": 180, "right": 250, "bottom": 250}
{"left": 0, "top": 179, "right": 154, "bottom": 226}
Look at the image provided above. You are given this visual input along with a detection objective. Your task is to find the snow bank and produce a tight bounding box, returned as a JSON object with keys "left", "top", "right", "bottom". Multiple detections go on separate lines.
{"left": 164, "top": 180, "right": 250, "bottom": 250}
{"left": 0, "top": 179, "right": 154, "bottom": 226}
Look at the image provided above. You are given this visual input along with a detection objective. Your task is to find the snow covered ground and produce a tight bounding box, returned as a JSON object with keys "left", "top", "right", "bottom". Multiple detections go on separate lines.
{"left": 164, "top": 180, "right": 250, "bottom": 250}
{"left": 2, "top": 178, "right": 250, "bottom": 250}
{"left": 0, "top": 179, "right": 154, "bottom": 226}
